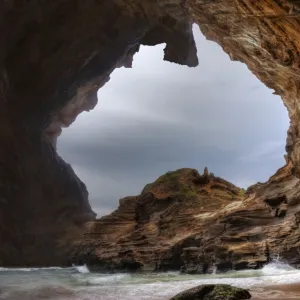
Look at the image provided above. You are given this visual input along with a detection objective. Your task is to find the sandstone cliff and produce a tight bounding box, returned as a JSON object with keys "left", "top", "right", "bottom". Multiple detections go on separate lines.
{"left": 73, "top": 166, "right": 300, "bottom": 273}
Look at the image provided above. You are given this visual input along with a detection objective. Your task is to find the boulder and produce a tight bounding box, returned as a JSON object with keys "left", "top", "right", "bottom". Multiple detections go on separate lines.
{"left": 169, "top": 284, "right": 251, "bottom": 300}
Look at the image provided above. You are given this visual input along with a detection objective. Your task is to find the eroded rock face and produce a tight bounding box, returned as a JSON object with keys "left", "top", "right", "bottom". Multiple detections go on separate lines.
{"left": 73, "top": 168, "right": 244, "bottom": 271}
{"left": 73, "top": 167, "right": 300, "bottom": 273}
{"left": 186, "top": 0, "right": 300, "bottom": 178}
{"left": 2, "top": 0, "right": 300, "bottom": 265}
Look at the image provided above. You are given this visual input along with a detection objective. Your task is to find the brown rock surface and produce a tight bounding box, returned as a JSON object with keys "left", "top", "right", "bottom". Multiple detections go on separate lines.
{"left": 73, "top": 168, "right": 244, "bottom": 271}
{"left": 2, "top": 1, "right": 300, "bottom": 266}
{"left": 73, "top": 166, "right": 300, "bottom": 273}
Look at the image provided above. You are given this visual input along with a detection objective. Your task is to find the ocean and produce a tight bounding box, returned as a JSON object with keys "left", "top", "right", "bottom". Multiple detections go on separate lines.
{"left": 0, "top": 262, "right": 299, "bottom": 299}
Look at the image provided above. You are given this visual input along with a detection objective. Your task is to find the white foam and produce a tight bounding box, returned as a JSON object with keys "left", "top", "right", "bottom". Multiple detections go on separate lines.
{"left": 261, "top": 261, "right": 296, "bottom": 275}
{"left": 77, "top": 274, "right": 130, "bottom": 286}
{"left": 1, "top": 261, "right": 300, "bottom": 300}
{"left": 76, "top": 270, "right": 300, "bottom": 300}
{"left": 0, "top": 267, "right": 63, "bottom": 272}
{"left": 75, "top": 265, "right": 90, "bottom": 274}
{"left": 72, "top": 275, "right": 295, "bottom": 300}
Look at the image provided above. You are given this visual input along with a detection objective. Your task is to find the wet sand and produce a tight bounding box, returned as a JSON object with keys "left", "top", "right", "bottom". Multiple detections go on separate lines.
{"left": 251, "top": 283, "right": 300, "bottom": 299}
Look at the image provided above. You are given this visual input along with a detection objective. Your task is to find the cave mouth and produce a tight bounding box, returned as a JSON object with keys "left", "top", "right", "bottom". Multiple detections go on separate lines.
{"left": 2, "top": 0, "right": 300, "bottom": 268}
{"left": 58, "top": 26, "right": 289, "bottom": 217}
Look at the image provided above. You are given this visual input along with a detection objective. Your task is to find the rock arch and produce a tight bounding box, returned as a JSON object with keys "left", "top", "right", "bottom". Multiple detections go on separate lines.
{"left": 0, "top": 0, "right": 300, "bottom": 265}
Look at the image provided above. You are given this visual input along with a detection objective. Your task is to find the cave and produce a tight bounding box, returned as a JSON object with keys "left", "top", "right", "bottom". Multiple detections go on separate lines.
{"left": 1, "top": 0, "right": 300, "bottom": 267}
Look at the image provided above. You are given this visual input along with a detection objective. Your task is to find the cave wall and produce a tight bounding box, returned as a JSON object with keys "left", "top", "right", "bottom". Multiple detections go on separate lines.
{"left": 186, "top": 0, "right": 300, "bottom": 175}
{"left": 0, "top": 1, "right": 149, "bottom": 266}
{"left": 157, "top": 0, "right": 300, "bottom": 174}
{"left": 0, "top": 119, "right": 94, "bottom": 266}
{"left": 1, "top": 0, "right": 300, "bottom": 265}
{"left": 0, "top": 1, "right": 196, "bottom": 265}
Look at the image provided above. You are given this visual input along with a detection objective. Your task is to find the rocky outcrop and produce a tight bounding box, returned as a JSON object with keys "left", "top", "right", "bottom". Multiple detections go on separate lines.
{"left": 180, "top": 163, "right": 300, "bottom": 273}
{"left": 74, "top": 166, "right": 300, "bottom": 273}
{"left": 169, "top": 284, "right": 251, "bottom": 300}
{"left": 2, "top": 1, "right": 300, "bottom": 265}
{"left": 73, "top": 168, "right": 244, "bottom": 271}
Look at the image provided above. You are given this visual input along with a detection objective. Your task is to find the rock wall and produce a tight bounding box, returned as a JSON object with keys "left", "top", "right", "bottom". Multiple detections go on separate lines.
{"left": 72, "top": 168, "right": 244, "bottom": 271}
{"left": 0, "top": 114, "right": 95, "bottom": 266}
{"left": 186, "top": 0, "right": 300, "bottom": 176}
{"left": 2, "top": 0, "right": 300, "bottom": 265}
{"left": 0, "top": 1, "right": 196, "bottom": 265}
{"left": 74, "top": 167, "right": 300, "bottom": 273}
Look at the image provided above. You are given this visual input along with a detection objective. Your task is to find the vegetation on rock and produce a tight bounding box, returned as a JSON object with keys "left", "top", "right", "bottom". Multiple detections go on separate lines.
{"left": 169, "top": 284, "right": 251, "bottom": 300}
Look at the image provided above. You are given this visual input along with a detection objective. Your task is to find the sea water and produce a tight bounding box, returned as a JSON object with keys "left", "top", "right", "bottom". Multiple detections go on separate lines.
{"left": 0, "top": 262, "right": 299, "bottom": 299}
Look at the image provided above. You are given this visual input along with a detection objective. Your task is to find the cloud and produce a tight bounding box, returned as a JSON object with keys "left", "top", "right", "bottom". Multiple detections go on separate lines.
{"left": 58, "top": 26, "right": 289, "bottom": 216}
{"left": 238, "top": 140, "right": 286, "bottom": 163}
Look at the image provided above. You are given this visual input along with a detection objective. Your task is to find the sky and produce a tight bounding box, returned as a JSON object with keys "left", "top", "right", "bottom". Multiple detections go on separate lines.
{"left": 58, "top": 26, "right": 289, "bottom": 216}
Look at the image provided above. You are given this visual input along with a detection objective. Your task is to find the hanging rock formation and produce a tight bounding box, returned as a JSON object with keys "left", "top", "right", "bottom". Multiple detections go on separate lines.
{"left": 1, "top": 1, "right": 300, "bottom": 265}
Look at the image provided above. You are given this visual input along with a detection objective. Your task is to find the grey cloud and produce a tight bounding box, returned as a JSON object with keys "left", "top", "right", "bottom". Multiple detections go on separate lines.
{"left": 58, "top": 26, "right": 289, "bottom": 216}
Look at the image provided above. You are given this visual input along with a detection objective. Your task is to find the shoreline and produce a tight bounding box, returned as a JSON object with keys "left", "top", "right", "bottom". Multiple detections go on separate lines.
{"left": 251, "top": 283, "right": 300, "bottom": 299}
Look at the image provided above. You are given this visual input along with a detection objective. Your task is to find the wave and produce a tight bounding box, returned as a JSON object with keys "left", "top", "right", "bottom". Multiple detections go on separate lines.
{"left": 76, "top": 274, "right": 131, "bottom": 286}
{"left": 74, "top": 264, "right": 90, "bottom": 274}
{"left": 261, "top": 261, "right": 296, "bottom": 275}
{"left": 0, "top": 264, "right": 90, "bottom": 273}
{"left": 0, "top": 266, "right": 64, "bottom": 272}
{"left": 1, "top": 261, "right": 300, "bottom": 300}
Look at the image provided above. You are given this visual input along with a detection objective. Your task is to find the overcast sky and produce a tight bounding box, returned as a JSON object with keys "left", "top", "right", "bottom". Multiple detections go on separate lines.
{"left": 58, "top": 26, "right": 289, "bottom": 216}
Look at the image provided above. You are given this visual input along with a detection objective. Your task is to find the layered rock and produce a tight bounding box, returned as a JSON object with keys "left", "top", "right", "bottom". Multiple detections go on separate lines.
{"left": 181, "top": 163, "right": 300, "bottom": 273}
{"left": 73, "top": 168, "right": 244, "bottom": 271}
{"left": 74, "top": 166, "right": 300, "bottom": 273}
{"left": 2, "top": 0, "right": 300, "bottom": 265}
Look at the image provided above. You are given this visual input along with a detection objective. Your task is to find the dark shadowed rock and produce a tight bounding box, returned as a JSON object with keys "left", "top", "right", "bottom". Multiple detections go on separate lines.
{"left": 169, "top": 284, "right": 251, "bottom": 300}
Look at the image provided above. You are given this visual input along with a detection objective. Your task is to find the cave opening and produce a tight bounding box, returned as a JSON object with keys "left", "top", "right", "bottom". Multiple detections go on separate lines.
{"left": 58, "top": 26, "right": 289, "bottom": 217}
{"left": 2, "top": 0, "right": 300, "bottom": 278}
